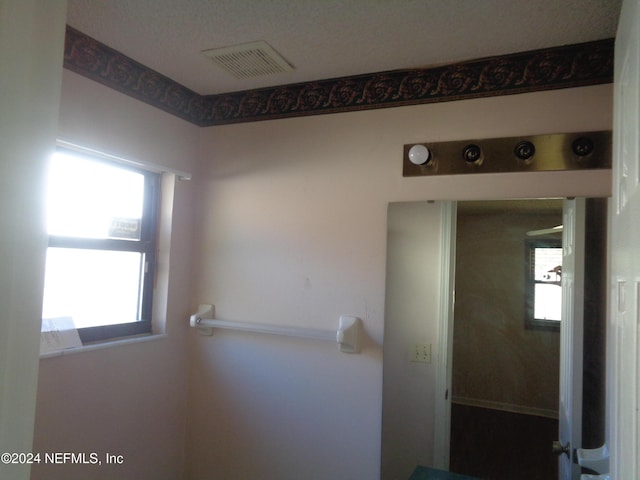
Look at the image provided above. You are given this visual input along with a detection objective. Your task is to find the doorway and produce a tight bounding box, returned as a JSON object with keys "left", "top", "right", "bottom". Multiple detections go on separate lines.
{"left": 447, "top": 198, "right": 607, "bottom": 479}
{"left": 449, "top": 199, "right": 563, "bottom": 479}
{"left": 380, "top": 199, "right": 608, "bottom": 479}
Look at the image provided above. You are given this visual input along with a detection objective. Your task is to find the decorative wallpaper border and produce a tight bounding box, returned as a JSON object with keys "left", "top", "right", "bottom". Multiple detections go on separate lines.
{"left": 64, "top": 26, "right": 614, "bottom": 127}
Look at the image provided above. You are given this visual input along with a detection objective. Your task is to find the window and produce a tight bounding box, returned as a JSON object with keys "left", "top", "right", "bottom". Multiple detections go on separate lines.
{"left": 525, "top": 238, "right": 563, "bottom": 330}
{"left": 42, "top": 148, "right": 159, "bottom": 343}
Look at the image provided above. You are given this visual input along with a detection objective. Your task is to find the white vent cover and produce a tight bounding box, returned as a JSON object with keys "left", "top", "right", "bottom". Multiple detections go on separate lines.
{"left": 202, "top": 41, "right": 294, "bottom": 79}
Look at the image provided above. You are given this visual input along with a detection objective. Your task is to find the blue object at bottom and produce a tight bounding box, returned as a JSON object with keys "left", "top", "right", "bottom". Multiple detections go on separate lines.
{"left": 408, "top": 465, "right": 480, "bottom": 480}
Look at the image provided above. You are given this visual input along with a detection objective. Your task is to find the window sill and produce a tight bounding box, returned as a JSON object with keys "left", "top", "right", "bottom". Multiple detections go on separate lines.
{"left": 39, "top": 333, "right": 168, "bottom": 359}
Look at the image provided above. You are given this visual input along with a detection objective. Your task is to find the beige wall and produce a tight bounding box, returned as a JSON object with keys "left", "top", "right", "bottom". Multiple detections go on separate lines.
{"left": 32, "top": 71, "right": 200, "bottom": 480}
{"left": 188, "top": 85, "right": 612, "bottom": 479}
{"left": 29, "top": 73, "right": 613, "bottom": 480}
{"left": 381, "top": 201, "right": 445, "bottom": 480}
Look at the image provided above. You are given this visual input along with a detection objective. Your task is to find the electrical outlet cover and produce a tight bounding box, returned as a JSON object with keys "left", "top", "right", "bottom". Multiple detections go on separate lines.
{"left": 411, "top": 343, "right": 432, "bottom": 363}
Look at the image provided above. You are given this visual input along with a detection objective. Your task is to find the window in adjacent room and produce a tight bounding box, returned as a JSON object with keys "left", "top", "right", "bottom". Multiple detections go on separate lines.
{"left": 525, "top": 238, "right": 563, "bottom": 330}
{"left": 42, "top": 148, "right": 159, "bottom": 343}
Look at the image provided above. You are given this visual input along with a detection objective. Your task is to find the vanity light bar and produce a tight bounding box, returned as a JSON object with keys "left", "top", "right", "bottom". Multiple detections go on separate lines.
{"left": 403, "top": 130, "right": 612, "bottom": 177}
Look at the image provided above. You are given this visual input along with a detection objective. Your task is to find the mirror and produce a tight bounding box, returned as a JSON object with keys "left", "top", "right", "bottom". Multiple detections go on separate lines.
{"left": 381, "top": 198, "right": 607, "bottom": 480}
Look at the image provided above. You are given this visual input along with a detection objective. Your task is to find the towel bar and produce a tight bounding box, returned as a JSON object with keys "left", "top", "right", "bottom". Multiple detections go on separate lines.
{"left": 189, "top": 304, "right": 361, "bottom": 353}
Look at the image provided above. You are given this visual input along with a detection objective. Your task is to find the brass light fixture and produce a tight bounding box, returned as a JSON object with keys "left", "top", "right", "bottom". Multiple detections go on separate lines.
{"left": 403, "top": 131, "right": 612, "bottom": 177}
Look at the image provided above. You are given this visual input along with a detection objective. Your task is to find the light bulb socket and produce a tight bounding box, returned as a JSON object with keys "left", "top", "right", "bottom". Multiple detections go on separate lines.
{"left": 572, "top": 137, "right": 594, "bottom": 157}
{"left": 514, "top": 141, "right": 536, "bottom": 161}
{"left": 462, "top": 144, "right": 483, "bottom": 164}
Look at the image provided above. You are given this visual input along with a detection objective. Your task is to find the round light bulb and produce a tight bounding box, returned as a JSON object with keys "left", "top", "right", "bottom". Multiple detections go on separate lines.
{"left": 408, "top": 144, "right": 431, "bottom": 165}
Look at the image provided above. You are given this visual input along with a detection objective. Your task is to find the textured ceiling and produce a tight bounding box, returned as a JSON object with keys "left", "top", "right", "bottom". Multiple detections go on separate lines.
{"left": 66, "top": 0, "right": 622, "bottom": 96}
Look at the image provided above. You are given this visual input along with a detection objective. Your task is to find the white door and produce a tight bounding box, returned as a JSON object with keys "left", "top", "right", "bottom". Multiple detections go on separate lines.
{"left": 557, "top": 198, "right": 585, "bottom": 480}
{"left": 609, "top": 0, "right": 640, "bottom": 477}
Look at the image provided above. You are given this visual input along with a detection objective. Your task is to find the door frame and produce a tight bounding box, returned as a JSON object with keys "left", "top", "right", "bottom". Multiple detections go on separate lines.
{"left": 433, "top": 201, "right": 457, "bottom": 469}
{"left": 609, "top": 0, "right": 640, "bottom": 476}
{"left": 558, "top": 198, "right": 586, "bottom": 479}
{"left": 432, "top": 199, "right": 585, "bottom": 477}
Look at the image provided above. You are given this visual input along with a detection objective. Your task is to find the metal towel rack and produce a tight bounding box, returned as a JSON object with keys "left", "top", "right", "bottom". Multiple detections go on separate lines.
{"left": 189, "top": 304, "right": 361, "bottom": 354}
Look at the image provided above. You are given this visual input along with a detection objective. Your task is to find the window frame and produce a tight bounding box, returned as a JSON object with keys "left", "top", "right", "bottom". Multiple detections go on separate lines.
{"left": 44, "top": 148, "right": 160, "bottom": 343}
{"left": 524, "top": 237, "right": 563, "bottom": 331}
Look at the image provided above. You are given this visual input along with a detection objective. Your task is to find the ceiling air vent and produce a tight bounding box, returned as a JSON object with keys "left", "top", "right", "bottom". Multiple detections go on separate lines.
{"left": 202, "top": 41, "right": 294, "bottom": 79}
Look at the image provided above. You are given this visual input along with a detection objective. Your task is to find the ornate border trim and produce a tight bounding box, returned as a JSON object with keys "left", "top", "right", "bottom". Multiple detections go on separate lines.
{"left": 64, "top": 26, "right": 206, "bottom": 124}
{"left": 64, "top": 26, "right": 614, "bottom": 126}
